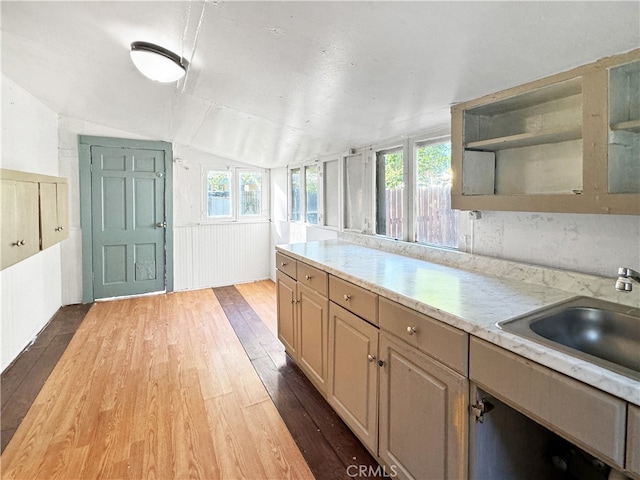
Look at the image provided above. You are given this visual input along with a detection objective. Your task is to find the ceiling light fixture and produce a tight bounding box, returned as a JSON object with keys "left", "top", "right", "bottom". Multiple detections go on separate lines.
{"left": 130, "top": 41, "right": 187, "bottom": 83}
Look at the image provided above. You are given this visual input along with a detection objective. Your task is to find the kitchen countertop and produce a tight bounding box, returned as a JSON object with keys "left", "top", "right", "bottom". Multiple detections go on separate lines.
{"left": 276, "top": 239, "right": 640, "bottom": 405}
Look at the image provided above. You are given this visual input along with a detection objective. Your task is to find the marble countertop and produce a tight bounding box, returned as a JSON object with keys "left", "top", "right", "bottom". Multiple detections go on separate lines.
{"left": 276, "top": 239, "right": 640, "bottom": 405}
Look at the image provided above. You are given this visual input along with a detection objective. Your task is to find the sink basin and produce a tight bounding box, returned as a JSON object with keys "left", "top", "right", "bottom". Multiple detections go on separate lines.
{"left": 498, "top": 296, "right": 640, "bottom": 380}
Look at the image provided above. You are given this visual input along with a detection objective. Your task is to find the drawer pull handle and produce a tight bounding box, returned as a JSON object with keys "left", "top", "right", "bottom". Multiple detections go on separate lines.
{"left": 406, "top": 326, "right": 417, "bottom": 335}
{"left": 344, "top": 294, "right": 351, "bottom": 301}
{"left": 280, "top": 262, "right": 286, "bottom": 267}
{"left": 367, "top": 354, "right": 376, "bottom": 363}
{"left": 305, "top": 274, "right": 312, "bottom": 280}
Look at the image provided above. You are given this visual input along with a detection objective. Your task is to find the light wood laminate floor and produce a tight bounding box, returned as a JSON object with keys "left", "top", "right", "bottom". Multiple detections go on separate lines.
{"left": 1, "top": 288, "right": 314, "bottom": 479}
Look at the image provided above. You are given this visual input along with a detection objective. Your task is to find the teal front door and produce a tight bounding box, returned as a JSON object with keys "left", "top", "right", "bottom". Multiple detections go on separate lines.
{"left": 90, "top": 146, "right": 166, "bottom": 299}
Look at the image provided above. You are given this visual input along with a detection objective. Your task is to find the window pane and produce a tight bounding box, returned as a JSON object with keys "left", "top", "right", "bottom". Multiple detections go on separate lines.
{"left": 305, "top": 165, "right": 318, "bottom": 224}
{"left": 239, "top": 171, "right": 262, "bottom": 216}
{"left": 324, "top": 160, "right": 339, "bottom": 227}
{"left": 415, "top": 142, "right": 458, "bottom": 248}
{"left": 376, "top": 149, "right": 404, "bottom": 238}
{"left": 207, "top": 170, "right": 232, "bottom": 217}
{"left": 344, "top": 153, "right": 364, "bottom": 230}
{"left": 291, "top": 168, "right": 301, "bottom": 222}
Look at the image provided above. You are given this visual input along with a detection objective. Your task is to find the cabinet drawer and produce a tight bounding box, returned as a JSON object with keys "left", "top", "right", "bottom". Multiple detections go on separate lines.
{"left": 276, "top": 252, "right": 297, "bottom": 280}
{"left": 628, "top": 404, "right": 640, "bottom": 478}
{"left": 329, "top": 275, "right": 378, "bottom": 325}
{"left": 470, "top": 337, "right": 626, "bottom": 468}
{"left": 379, "top": 297, "right": 468, "bottom": 375}
{"left": 297, "top": 262, "right": 328, "bottom": 296}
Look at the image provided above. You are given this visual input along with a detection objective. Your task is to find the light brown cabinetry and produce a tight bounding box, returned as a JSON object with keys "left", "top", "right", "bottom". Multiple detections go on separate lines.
{"left": 327, "top": 302, "right": 380, "bottom": 452}
{"left": 40, "top": 181, "right": 69, "bottom": 249}
{"left": 451, "top": 48, "right": 640, "bottom": 215}
{"left": 1, "top": 179, "right": 40, "bottom": 269}
{"left": 628, "top": 404, "right": 640, "bottom": 479}
{"left": 1, "top": 169, "right": 69, "bottom": 270}
{"left": 378, "top": 333, "right": 468, "bottom": 480}
{"left": 469, "top": 337, "right": 627, "bottom": 469}
{"left": 276, "top": 254, "right": 330, "bottom": 394}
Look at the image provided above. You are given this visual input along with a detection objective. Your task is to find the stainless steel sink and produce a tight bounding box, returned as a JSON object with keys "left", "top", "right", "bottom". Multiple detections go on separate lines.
{"left": 498, "top": 296, "right": 640, "bottom": 380}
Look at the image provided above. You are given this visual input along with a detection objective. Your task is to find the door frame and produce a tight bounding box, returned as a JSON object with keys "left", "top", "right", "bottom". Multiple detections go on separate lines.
{"left": 78, "top": 135, "right": 174, "bottom": 303}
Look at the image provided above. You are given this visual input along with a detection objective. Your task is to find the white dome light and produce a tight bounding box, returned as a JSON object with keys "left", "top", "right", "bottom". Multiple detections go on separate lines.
{"left": 130, "top": 41, "right": 187, "bottom": 83}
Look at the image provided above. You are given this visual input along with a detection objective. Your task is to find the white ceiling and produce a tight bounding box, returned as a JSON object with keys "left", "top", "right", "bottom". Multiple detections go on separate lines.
{"left": 2, "top": 1, "right": 639, "bottom": 168}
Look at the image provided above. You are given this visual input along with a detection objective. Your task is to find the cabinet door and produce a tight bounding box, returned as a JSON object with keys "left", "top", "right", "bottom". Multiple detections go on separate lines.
{"left": 40, "top": 182, "right": 69, "bottom": 249}
{"left": 328, "top": 302, "right": 379, "bottom": 453}
{"left": 379, "top": 334, "right": 468, "bottom": 480}
{"left": 1, "top": 180, "right": 40, "bottom": 269}
{"left": 298, "top": 283, "right": 329, "bottom": 394}
{"left": 628, "top": 404, "right": 640, "bottom": 478}
{"left": 276, "top": 270, "right": 298, "bottom": 358}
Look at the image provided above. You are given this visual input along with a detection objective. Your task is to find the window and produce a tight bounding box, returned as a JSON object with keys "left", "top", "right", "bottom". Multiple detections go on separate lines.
{"left": 239, "top": 171, "right": 262, "bottom": 217}
{"left": 323, "top": 159, "right": 339, "bottom": 228}
{"left": 344, "top": 152, "right": 364, "bottom": 231}
{"left": 206, "top": 169, "right": 232, "bottom": 218}
{"left": 290, "top": 167, "right": 302, "bottom": 221}
{"left": 415, "top": 141, "right": 458, "bottom": 248}
{"left": 305, "top": 165, "right": 318, "bottom": 224}
{"left": 204, "top": 167, "right": 268, "bottom": 222}
{"left": 375, "top": 148, "right": 404, "bottom": 238}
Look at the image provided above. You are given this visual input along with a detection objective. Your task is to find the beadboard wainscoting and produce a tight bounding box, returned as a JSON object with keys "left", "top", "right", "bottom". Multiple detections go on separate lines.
{"left": 174, "top": 222, "right": 271, "bottom": 291}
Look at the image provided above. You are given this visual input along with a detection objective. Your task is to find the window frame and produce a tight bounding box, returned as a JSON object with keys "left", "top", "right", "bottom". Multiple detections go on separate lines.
{"left": 202, "top": 165, "right": 269, "bottom": 224}
{"left": 412, "top": 135, "right": 458, "bottom": 249}
{"left": 374, "top": 145, "right": 405, "bottom": 239}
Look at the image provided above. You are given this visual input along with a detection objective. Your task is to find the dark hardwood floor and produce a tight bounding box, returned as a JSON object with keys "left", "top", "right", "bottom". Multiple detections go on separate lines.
{"left": 2, "top": 286, "right": 384, "bottom": 479}
{"left": 1, "top": 303, "right": 92, "bottom": 451}
{"left": 213, "top": 285, "right": 385, "bottom": 480}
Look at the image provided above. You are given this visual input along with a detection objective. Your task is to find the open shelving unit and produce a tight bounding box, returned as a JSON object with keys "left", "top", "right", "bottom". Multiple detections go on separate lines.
{"left": 451, "top": 48, "right": 640, "bottom": 215}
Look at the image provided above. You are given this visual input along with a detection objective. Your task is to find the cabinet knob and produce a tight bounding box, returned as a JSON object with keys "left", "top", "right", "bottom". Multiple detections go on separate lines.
{"left": 291, "top": 298, "right": 299, "bottom": 304}
{"left": 305, "top": 274, "right": 312, "bottom": 280}
{"left": 343, "top": 294, "right": 351, "bottom": 301}
{"left": 406, "top": 326, "right": 417, "bottom": 335}
{"left": 367, "top": 354, "right": 376, "bottom": 363}
{"left": 377, "top": 359, "right": 385, "bottom": 367}
{"left": 12, "top": 240, "right": 25, "bottom": 247}
{"left": 280, "top": 262, "right": 286, "bottom": 267}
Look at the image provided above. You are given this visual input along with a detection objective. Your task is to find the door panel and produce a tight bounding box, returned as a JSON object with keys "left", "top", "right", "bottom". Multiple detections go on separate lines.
{"left": 328, "top": 302, "right": 379, "bottom": 452}
{"left": 298, "top": 283, "right": 329, "bottom": 393}
{"left": 91, "top": 146, "right": 165, "bottom": 299}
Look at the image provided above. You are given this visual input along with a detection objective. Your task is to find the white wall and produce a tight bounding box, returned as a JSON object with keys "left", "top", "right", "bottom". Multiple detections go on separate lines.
{"left": 172, "top": 145, "right": 272, "bottom": 290}
{"left": 1, "top": 75, "right": 61, "bottom": 371}
{"left": 466, "top": 211, "right": 640, "bottom": 278}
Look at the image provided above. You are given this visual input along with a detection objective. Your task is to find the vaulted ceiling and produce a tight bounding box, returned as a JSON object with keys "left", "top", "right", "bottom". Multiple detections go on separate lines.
{"left": 2, "top": 1, "right": 639, "bottom": 168}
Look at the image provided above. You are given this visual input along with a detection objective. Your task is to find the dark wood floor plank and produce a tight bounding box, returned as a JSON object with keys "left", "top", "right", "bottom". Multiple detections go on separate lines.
{"left": 0, "top": 304, "right": 91, "bottom": 452}
{"left": 213, "top": 285, "right": 385, "bottom": 480}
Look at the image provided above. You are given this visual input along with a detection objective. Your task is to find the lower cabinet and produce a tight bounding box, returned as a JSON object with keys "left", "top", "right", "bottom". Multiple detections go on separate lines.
{"left": 327, "top": 302, "right": 379, "bottom": 452}
{"left": 327, "top": 300, "right": 468, "bottom": 480}
{"left": 379, "top": 333, "right": 468, "bottom": 480}
{"left": 276, "top": 267, "right": 330, "bottom": 394}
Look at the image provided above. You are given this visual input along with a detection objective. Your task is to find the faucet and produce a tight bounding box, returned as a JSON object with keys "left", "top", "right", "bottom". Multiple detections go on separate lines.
{"left": 615, "top": 267, "right": 640, "bottom": 292}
